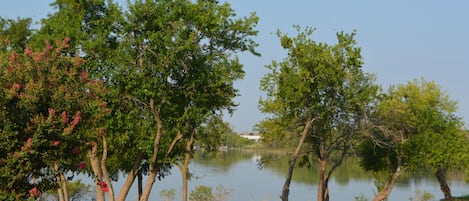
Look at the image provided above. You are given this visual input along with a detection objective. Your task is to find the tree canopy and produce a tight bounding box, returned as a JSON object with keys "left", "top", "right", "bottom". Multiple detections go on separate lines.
{"left": 360, "top": 78, "right": 469, "bottom": 201}
{"left": 259, "top": 26, "right": 377, "bottom": 201}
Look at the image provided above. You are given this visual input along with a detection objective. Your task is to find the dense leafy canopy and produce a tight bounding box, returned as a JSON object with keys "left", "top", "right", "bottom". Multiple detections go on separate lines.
{"left": 360, "top": 78, "right": 469, "bottom": 200}
{"left": 259, "top": 26, "right": 377, "bottom": 201}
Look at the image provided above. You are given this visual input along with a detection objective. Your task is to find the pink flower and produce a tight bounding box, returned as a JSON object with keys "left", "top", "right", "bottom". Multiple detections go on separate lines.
{"left": 78, "top": 161, "right": 86, "bottom": 170}
{"left": 13, "top": 83, "right": 21, "bottom": 91}
{"left": 97, "top": 180, "right": 109, "bottom": 192}
{"left": 29, "top": 187, "right": 40, "bottom": 197}
{"left": 80, "top": 70, "right": 88, "bottom": 80}
{"left": 26, "top": 138, "right": 32, "bottom": 149}
{"left": 72, "top": 147, "right": 79, "bottom": 155}
{"left": 33, "top": 52, "right": 42, "bottom": 61}
{"left": 53, "top": 140, "right": 60, "bottom": 146}
{"left": 70, "top": 111, "right": 82, "bottom": 126}
{"left": 61, "top": 111, "right": 69, "bottom": 123}
{"left": 9, "top": 52, "right": 17, "bottom": 61}
{"left": 24, "top": 47, "right": 33, "bottom": 57}
{"left": 97, "top": 180, "right": 107, "bottom": 188}
{"left": 48, "top": 108, "right": 56, "bottom": 117}
{"left": 63, "top": 37, "right": 70, "bottom": 48}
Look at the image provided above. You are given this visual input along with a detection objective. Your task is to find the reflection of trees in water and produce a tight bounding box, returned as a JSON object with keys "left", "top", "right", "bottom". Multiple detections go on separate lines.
{"left": 191, "top": 150, "right": 467, "bottom": 187}
{"left": 192, "top": 150, "right": 254, "bottom": 172}
{"left": 261, "top": 153, "right": 374, "bottom": 186}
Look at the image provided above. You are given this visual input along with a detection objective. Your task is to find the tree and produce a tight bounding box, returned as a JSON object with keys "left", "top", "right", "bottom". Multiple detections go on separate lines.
{"left": 109, "top": 0, "right": 259, "bottom": 200}
{"left": 30, "top": 1, "right": 123, "bottom": 200}
{"left": 259, "top": 26, "right": 377, "bottom": 201}
{"left": 0, "top": 40, "right": 108, "bottom": 200}
{"left": 360, "top": 78, "right": 469, "bottom": 201}
{"left": 196, "top": 115, "right": 233, "bottom": 152}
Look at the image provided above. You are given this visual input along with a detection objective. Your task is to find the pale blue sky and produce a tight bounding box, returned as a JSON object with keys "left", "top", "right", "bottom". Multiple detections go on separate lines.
{"left": 2, "top": 1, "right": 469, "bottom": 132}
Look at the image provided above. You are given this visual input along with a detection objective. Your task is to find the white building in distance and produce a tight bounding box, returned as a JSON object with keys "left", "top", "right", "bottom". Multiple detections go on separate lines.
{"left": 239, "top": 132, "right": 261, "bottom": 142}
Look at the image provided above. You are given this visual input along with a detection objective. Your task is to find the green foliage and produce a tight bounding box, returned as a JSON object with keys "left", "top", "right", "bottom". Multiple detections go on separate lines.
{"left": 189, "top": 185, "right": 231, "bottom": 201}
{"left": 409, "top": 190, "right": 435, "bottom": 201}
{"left": 0, "top": 17, "right": 33, "bottom": 53}
{"left": 354, "top": 193, "right": 370, "bottom": 201}
{"left": 259, "top": 26, "right": 377, "bottom": 153}
{"left": 3, "top": 0, "right": 258, "bottom": 199}
{"left": 360, "top": 79, "right": 469, "bottom": 173}
{"left": 259, "top": 26, "right": 377, "bottom": 200}
{"left": 190, "top": 185, "right": 214, "bottom": 201}
{"left": 160, "top": 188, "right": 176, "bottom": 201}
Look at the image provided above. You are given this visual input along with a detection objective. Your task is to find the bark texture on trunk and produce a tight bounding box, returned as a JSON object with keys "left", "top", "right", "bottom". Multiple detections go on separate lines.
{"left": 55, "top": 162, "right": 68, "bottom": 201}
{"left": 317, "top": 159, "right": 329, "bottom": 201}
{"left": 372, "top": 166, "right": 402, "bottom": 201}
{"left": 138, "top": 171, "right": 143, "bottom": 200}
{"left": 116, "top": 154, "right": 143, "bottom": 201}
{"left": 180, "top": 132, "right": 195, "bottom": 201}
{"left": 101, "top": 136, "right": 115, "bottom": 201}
{"left": 139, "top": 98, "right": 163, "bottom": 201}
{"left": 88, "top": 141, "right": 105, "bottom": 201}
{"left": 280, "top": 118, "right": 313, "bottom": 201}
{"left": 436, "top": 167, "right": 452, "bottom": 201}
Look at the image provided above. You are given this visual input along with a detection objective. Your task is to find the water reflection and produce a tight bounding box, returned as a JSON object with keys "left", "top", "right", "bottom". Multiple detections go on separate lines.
{"left": 185, "top": 150, "right": 469, "bottom": 201}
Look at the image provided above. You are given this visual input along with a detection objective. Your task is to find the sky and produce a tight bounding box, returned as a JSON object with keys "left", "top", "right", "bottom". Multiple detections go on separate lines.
{"left": 1, "top": 1, "right": 469, "bottom": 133}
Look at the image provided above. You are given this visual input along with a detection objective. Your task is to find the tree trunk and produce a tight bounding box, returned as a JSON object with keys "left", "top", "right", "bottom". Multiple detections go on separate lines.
{"left": 180, "top": 132, "right": 195, "bottom": 201}
{"left": 436, "top": 167, "right": 452, "bottom": 201}
{"left": 139, "top": 98, "right": 163, "bottom": 201}
{"left": 138, "top": 171, "right": 143, "bottom": 200}
{"left": 116, "top": 154, "right": 143, "bottom": 201}
{"left": 55, "top": 162, "right": 67, "bottom": 201}
{"left": 88, "top": 141, "right": 105, "bottom": 201}
{"left": 373, "top": 166, "right": 402, "bottom": 201}
{"left": 101, "top": 136, "right": 115, "bottom": 201}
{"left": 59, "top": 172, "right": 69, "bottom": 201}
{"left": 280, "top": 118, "right": 313, "bottom": 201}
{"left": 317, "top": 159, "right": 330, "bottom": 201}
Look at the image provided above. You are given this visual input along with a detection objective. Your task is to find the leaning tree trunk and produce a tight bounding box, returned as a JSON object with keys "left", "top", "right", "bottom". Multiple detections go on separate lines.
{"left": 101, "top": 136, "right": 115, "bottom": 201}
{"left": 55, "top": 162, "right": 69, "bottom": 201}
{"left": 180, "top": 132, "right": 195, "bottom": 201}
{"left": 280, "top": 118, "right": 313, "bottom": 201}
{"left": 373, "top": 166, "right": 403, "bottom": 201}
{"left": 139, "top": 98, "right": 164, "bottom": 201}
{"left": 317, "top": 158, "right": 330, "bottom": 201}
{"left": 88, "top": 141, "right": 105, "bottom": 201}
{"left": 436, "top": 166, "right": 452, "bottom": 201}
{"left": 116, "top": 153, "right": 143, "bottom": 201}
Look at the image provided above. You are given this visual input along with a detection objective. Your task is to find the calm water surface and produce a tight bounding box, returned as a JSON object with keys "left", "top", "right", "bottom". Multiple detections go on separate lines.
{"left": 105, "top": 150, "right": 469, "bottom": 201}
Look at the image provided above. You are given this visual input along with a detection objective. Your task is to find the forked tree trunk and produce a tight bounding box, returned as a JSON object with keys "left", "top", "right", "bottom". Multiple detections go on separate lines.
{"left": 436, "top": 167, "right": 452, "bottom": 201}
{"left": 59, "top": 173, "right": 69, "bottom": 201}
{"left": 55, "top": 162, "right": 68, "bottom": 201}
{"left": 101, "top": 136, "right": 115, "bottom": 201}
{"left": 139, "top": 98, "right": 164, "bottom": 201}
{"left": 317, "top": 159, "right": 329, "bottom": 201}
{"left": 280, "top": 118, "right": 313, "bottom": 201}
{"left": 116, "top": 154, "right": 143, "bottom": 201}
{"left": 88, "top": 141, "right": 105, "bottom": 201}
{"left": 373, "top": 166, "right": 403, "bottom": 201}
{"left": 180, "top": 132, "right": 195, "bottom": 201}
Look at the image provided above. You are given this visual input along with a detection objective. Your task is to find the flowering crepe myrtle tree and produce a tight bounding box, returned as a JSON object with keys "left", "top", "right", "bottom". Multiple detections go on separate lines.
{"left": 0, "top": 39, "right": 109, "bottom": 201}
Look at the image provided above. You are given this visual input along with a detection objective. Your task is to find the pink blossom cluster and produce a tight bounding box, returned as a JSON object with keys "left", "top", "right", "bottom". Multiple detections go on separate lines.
{"left": 29, "top": 187, "right": 40, "bottom": 197}
{"left": 20, "top": 138, "right": 34, "bottom": 154}
{"left": 97, "top": 180, "right": 109, "bottom": 192}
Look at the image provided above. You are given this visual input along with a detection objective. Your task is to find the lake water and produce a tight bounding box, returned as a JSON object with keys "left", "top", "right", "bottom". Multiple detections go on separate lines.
{"left": 100, "top": 150, "right": 469, "bottom": 201}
